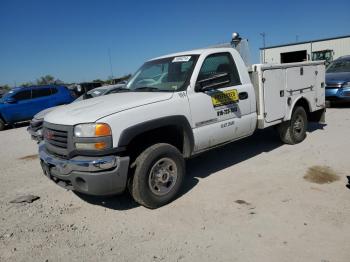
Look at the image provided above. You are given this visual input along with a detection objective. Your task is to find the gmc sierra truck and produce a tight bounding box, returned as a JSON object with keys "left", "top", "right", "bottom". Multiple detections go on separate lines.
{"left": 39, "top": 34, "right": 326, "bottom": 208}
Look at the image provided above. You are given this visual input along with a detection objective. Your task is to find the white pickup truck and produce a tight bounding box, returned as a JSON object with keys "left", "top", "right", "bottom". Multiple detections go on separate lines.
{"left": 39, "top": 34, "right": 326, "bottom": 208}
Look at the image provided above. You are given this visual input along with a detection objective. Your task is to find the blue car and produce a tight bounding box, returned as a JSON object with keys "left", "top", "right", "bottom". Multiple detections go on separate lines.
{"left": 0, "top": 85, "right": 74, "bottom": 130}
{"left": 325, "top": 55, "right": 350, "bottom": 104}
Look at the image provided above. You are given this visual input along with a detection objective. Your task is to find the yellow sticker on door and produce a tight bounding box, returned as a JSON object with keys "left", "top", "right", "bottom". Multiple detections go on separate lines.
{"left": 211, "top": 89, "right": 239, "bottom": 107}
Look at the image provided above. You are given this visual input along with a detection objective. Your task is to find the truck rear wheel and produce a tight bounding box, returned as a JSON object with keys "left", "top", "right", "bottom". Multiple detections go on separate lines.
{"left": 277, "top": 106, "right": 307, "bottom": 145}
{"left": 0, "top": 119, "right": 5, "bottom": 131}
{"left": 130, "top": 143, "right": 185, "bottom": 209}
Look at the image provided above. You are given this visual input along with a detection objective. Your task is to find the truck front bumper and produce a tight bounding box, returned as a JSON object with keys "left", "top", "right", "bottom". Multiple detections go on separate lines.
{"left": 325, "top": 87, "right": 350, "bottom": 102}
{"left": 39, "top": 144, "right": 130, "bottom": 196}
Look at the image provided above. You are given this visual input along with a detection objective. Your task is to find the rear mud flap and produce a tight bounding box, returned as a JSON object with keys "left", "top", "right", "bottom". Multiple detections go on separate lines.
{"left": 319, "top": 109, "right": 326, "bottom": 124}
{"left": 309, "top": 108, "right": 326, "bottom": 124}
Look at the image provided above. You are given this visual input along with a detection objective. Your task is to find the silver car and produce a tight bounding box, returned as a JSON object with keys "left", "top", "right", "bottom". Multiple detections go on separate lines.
{"left": 27, "top": 84, "right": 128, "bottom": 142}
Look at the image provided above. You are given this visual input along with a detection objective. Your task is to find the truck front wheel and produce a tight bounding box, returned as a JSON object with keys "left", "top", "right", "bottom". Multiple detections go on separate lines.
{"left": 277, "top": 106, "right": 308, "bottom": 145}
{"left": 130, "top": 143, "right": 185, "bottom": 209}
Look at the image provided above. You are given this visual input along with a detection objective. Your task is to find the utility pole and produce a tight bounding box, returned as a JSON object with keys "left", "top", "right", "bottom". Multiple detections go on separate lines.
{"left": 260, "top": 32, "right": 266, "bottom": 63}
{"left": 108, "top": 48, "right": 113, "bottom": 81}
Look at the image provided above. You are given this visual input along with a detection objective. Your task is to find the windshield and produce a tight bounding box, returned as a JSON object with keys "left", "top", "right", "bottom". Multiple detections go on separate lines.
{"left": 0, "top": 89, "right": 15, "bottom": 103}
{"left": 327, "top": 60, "right": 350, "bottom": 73}
{"left": 74, "top": 88, "right": 107, "bottom": 102}
{"left": 126, "top": 55, "right": 199, "bottom": 92}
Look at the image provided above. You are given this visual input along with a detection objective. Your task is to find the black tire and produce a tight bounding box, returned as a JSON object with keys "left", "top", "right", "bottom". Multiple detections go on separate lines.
{"left": 277, "top": 106, "right": 308, "bottom": 145}
{"left": 0, "top": 118, "right": 5, "bottom": 131}
{"left": 129, "top": 143, "right": 185, "bottom": 209}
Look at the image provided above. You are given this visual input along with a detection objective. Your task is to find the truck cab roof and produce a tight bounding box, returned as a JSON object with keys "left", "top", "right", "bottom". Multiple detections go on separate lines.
{"left": 149, "top": 47, "right": 235, "bottom": 61}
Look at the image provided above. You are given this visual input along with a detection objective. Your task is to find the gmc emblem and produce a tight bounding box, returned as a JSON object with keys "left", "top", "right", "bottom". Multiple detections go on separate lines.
{"left": 44, "top": 129, "right": 54, "bottom": 140}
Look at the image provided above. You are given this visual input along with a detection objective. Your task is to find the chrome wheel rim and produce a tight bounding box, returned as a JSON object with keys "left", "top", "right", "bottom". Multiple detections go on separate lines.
{"left": 148, "top": 158, "right": 178, "bottom": 196}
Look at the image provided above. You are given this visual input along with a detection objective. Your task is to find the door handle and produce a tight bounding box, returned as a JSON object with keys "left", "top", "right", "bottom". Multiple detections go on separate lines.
{"left": 239, "top": 92, "right": 248, "bottom": 100}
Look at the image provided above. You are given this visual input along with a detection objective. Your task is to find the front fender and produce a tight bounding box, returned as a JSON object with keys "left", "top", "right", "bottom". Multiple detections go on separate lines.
{"left": 118, "top": 115, "right": 194, "bottom": 155}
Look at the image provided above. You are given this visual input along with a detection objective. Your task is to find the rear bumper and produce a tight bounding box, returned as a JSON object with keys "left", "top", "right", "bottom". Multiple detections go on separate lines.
{"left": 39, "top": 144, "right": 130, "bottom": 196}
{"left": 325, "top": 87, "right": 350, "bottom": 101}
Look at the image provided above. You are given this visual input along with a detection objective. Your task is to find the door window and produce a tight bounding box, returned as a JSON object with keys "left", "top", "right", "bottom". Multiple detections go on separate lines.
{"left": 13, "top": 90, "right": 32, "bottom": 101}
{"left": 32, "top": 88, "right": 52, "bottom": 98}
{"left": 50, "top": 87, "right": 58, "bottom": 94}
{"left": 197, "top": 53, "right": 241, "bottom": 88}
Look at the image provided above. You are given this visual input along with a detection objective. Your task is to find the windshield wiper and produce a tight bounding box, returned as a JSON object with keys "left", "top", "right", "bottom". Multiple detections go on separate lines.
{"left": 133, "top": 86, "right": 160, "bottom": 92}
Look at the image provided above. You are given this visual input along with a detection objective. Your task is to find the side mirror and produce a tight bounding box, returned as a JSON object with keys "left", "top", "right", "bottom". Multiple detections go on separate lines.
{"left": 195, "top": 73, "right": 230, "bottom": 92}
{"left": 5, "top": 97, "right": 17, "bottom": 104}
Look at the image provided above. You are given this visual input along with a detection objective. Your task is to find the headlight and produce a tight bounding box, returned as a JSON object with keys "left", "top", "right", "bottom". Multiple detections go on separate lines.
{"left": 74, "top": 123, "right": 112, "bottom": 151}
{"left": 74, "top": 123, "right": 111, "bottom": 137}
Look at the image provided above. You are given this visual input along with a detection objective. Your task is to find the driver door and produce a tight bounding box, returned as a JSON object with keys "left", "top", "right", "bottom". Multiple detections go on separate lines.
{"left": 187, "top": 52, "right": 252, "bottom": 152}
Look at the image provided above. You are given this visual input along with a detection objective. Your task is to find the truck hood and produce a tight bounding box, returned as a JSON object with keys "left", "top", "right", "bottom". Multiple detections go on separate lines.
{"left": 45, "top": 92, "right": 174, "bottom": 125}
{"left": 34, "top": 106, "right": 61, "bottom": 120}
{"left": 326, "top": 72, "right": 350, "bottom": 85}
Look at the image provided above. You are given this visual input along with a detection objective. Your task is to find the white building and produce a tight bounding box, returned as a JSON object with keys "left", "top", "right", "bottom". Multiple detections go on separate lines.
{"left": 260, "top": 35, "right": 350, "bottom": 64}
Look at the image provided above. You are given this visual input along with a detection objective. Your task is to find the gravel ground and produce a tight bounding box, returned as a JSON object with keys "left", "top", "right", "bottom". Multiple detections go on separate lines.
{"left": 0, "top": 108, "right": 350, "bottom": 262}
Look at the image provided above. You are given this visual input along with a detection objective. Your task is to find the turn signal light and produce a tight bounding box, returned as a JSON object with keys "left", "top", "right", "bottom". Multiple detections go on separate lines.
{"left": 94, "top": 142, "right": 107, "bottom": 150}
{"left": 75, "top": 142, "right": 108, "bottom": 150}
{"left": 95, "top": 123, "right": 111, "bottom": 137}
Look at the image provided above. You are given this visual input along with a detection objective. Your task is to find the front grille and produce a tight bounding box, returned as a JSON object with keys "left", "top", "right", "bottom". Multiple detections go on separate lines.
{"left": 43, "top": 122, "right": 72, "bottom": 157}
{"left": 45, "top": 128, "right": 68, "bottom": 148}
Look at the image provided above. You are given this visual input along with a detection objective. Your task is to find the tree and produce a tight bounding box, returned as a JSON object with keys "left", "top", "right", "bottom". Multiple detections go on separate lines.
{"left": 1, "top": 85, "right": 11, "bottom": 91}
{"left": 36, "top": 75, "right": 55, "bottom": 85}
{"left": 54, "top": 79, "right": 64, "bottom": 85}
{"left": 21, "top": 82, "right": 34, "bottom": 87}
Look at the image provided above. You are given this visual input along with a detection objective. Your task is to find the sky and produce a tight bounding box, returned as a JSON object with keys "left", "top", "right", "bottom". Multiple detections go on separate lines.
{"left": 0, "top": 0, "right": 349, "bottom": 86}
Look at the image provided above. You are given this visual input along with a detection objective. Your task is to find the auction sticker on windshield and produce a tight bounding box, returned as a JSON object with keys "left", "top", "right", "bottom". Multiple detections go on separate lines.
{"left": 172, "top": 56, "right": 191, "bottom": 62}
{"left": 211, "top": 89, "right": 239, "bottom": 108}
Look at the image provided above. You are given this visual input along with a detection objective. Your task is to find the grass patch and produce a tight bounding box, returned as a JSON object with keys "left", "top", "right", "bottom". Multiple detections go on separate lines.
{"left": 304, "top": 165, "right": 340, "bottom": 184}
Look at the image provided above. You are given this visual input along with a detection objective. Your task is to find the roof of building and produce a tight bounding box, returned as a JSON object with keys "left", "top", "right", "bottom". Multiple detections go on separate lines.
{"left": 260, "top": 34, "right": 350, "bottom": 50}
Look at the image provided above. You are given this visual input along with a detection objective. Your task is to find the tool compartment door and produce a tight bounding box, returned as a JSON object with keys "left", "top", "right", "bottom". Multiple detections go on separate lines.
{"left": 263, "top": 69, "right": 286, "bottom": 122}
{"left": 286, "top": 66, "right": 316, "bottom": 96}
{"left": 315, "top": 65, "right": 325, "bottom": 106}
